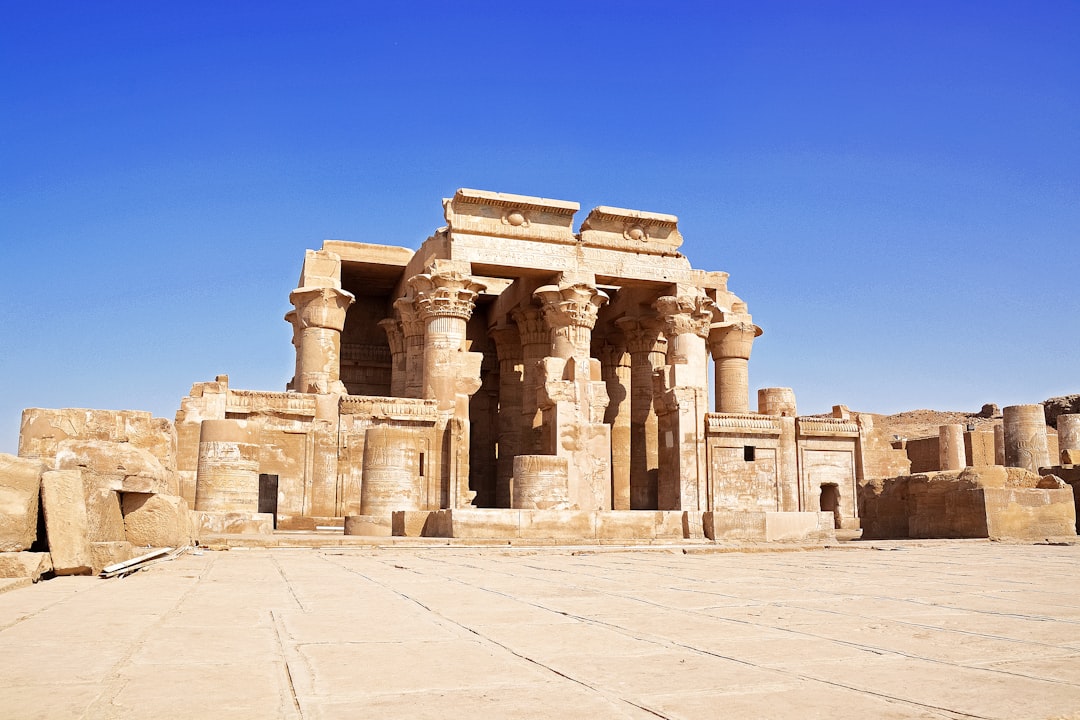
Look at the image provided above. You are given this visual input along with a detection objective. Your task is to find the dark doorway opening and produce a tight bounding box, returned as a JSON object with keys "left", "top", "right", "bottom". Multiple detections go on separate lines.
{"left": 819, "top": 483, "right": 841, "bottom": 529}
{"left": 259, "top": 474, "right": 279, "bottom": 529}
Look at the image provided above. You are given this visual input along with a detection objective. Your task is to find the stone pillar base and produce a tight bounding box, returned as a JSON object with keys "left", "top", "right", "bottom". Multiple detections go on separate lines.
{"left": 193, "top": 510, "right": 273, "bottom": 536}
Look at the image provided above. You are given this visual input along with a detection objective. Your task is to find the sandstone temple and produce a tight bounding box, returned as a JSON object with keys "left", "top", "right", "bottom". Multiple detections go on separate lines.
{"left": 5, "top": 190, "right": 1077, "bottom": 575}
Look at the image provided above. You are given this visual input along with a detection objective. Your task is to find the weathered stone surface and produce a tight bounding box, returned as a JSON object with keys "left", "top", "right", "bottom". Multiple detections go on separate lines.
{"left": 859, "top": 467, "right": 1076, "bottom": 540}
{"left": 702, "top": 511, "right": 834, "bottom": 542}
{"left": 40, "top": 469, "right": 93, "bottom": 575}
{"left": 89, "top": 541, "right": 135, "bottom": 573}
{"left": 122, "top": 493, "right": 195, "bottom": 547}
{"left": 0, "top": 551, "right": 52, "bottom": 581}
{"left": 391, "top": 511, "right": 434, "bottom": 537}
{"left": 343, "top": 515, "right": 391, "bottom": 536}
{"left": 84, "top": 487, "right": 125, "bottom": 542}
{"left": 55, "top": 439, "right": 170, "bottom": 494}
{"left": 192, "top": 510, "right": 271, "bottom": 535}
{"left": 0, "top": 453, "right": 44, "bottom": 551}
{"left": 20, "top": 408, "right": 177, "bottom": 489}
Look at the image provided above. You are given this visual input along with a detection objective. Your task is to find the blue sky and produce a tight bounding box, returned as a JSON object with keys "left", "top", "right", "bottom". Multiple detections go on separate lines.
{"left": 2, "top": 1, "right": 1078, "bottom": 454}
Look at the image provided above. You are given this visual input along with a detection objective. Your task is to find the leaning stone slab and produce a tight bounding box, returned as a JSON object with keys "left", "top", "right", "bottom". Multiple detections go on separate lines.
{"left": 40, "top": 470, "right": 93, "bottom": 575}
{"left": 0, "top": 552, "right": 53, "bottom": 581}
{"left": 392, "top": 511, "right": 435, "bottom": 537}
{"left": 122, "top": 493, "right": 195, "bottom": 547}
{"left": 84, "top": 487, "right": 125, "bottom": 543}
{"left": 0, "top": 453, "right": 44, "bottom": 551}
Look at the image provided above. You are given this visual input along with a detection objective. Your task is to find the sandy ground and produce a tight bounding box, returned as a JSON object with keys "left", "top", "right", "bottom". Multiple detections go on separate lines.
{"left": 2, "top": 541, "right": 1080, "bottom": 719}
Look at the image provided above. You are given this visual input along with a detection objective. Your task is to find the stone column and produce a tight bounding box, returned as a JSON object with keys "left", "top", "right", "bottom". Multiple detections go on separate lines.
{"left": 939, "top": 424, "right": 966, "bottom": 471}
{"left": 599, "top": 335, "right": 632, "bottom": 510}
{"left": 1003, "top": 404, "right": 1050, "bottom": 473}
{"left": 653, "top": 291, "right": 714, "bottom": 511}
{"left": 489, "top": 324, "right": 523, "bottom": 507}
{"left": 534, "top": 274, "right": 612, "bottom": 511}
{"left": 708, "top": 316, "right": 760, "bottom": 414}
{"left": 359, "top": 426, "right": 423, "bottom": 516}
{"left": 511, "top": 455, "right": 570, "bottom": 510}
{"left": 758, "top": 387, "right": 797, "bottom": 417}
{"left": 393, "top": 296, "right": 427, "bottom": 399}
{"left": 1057, "top": 414, "right": 1080, "bottom": 464}
{"left": 289, "top": 286, "right": 355, "bottom": 395}
{"left": 511, "top": 305, "right": 550, "bottom": 455}
{"left": 377, "top": 317, "right": 406, "bottom": 397}
{"left": 194, "top": 419, "right": 259, "bottom": 513}
{"left": 616, "top": 315, "right": 666, "bottom": 510}
{"left": 409, "top": 261, "right": 486, "bottom": 508}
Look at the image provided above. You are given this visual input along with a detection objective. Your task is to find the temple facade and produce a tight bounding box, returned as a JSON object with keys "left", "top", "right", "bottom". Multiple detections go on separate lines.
{"left": 172, "top": 189, "right": 904, "bottom": 540}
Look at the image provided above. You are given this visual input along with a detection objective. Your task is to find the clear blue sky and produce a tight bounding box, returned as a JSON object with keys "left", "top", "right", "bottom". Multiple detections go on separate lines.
{"left": 2, "top": 1, "right": 1078, "bottom": 454}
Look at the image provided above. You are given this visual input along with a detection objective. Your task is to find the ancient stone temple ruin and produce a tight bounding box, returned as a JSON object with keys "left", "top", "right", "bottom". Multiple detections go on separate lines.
{"left": 158, "top": 188, "right": 899, "bottom": 541}
{"left": 9, "top": 189, "right": 1072, "bottom": 560}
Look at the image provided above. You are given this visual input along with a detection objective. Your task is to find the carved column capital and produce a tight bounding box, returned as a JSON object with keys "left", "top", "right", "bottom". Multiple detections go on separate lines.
{"left": 707, "top": 321, "right": 761, "bottom": 360}
{"left": 488, "top": 323, "right": 523, "bottom": 363}
{"left": 653, "top": 293, "right": 714, "bottom": 340}
{"left": 408, "top": 267, "right": 486, "bottom": 322}
{"left": 534, "top": 280, "right": 609, "bottom": 332}
{"left": 377, "top": 317, "right": 404, "bottom": 356}
{"left": 616, "top": 315, "right": 667, "bottom": 356}
{"left": 511, "top": 305, "right": 549, "bottom": 347}
{"left": 289, "top": 286, "right": 355, "bottom": 331}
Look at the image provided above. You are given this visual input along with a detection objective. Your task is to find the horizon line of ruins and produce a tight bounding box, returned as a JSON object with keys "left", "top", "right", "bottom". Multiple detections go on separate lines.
{"left": 3, "top": 189, "right": 1078, "bottom": 574}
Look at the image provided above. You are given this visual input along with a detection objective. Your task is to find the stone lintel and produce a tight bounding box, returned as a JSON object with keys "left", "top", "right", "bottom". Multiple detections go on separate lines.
{"left": 705, "top": 413, "right": 782, "bottom": 435}
{"left": 579, "top": 205, "right": 683, "bottom": 256}
{"left": 445, "top": 189, "right": 579, "bottom": 243}
{"left": 322, "top": 240, "right": 414, "bottom": 268}
{"left": 796, "top": 417, "right": 861, "bottom": 438}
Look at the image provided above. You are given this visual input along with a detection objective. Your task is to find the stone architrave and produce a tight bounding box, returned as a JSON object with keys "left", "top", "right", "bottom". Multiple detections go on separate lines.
{"left": 534, "top": 273, "right": 612, "bottom": 511}
{"left": 1058, "top": 414, "right": 1080, "bottom": 464}
{"left": 939, "top": 424, "right": 966, "bottom": 471}
{"left": 289, "top": 285, "right": 355, "bottom": 395}
{"left": 653, "top": 290, "right": 714, "bottom": 511}
{"left": 0, "top": 453, "right": 44, "bottom": 552}
{"left": 194, "top": 419, "right": 259, "bottom": 513}
{"left": 616, "top": 315, "right": 666, "bottom": 510}
{"left": 40, "top": 469, "right": 93, "bottom": 575}
{"left": 707, "top": 303, "right": 762, "bottom": 414}
{"left": 409, "top": 260, "right": 486, "bottom": 508}
{"left": 1003, "top": 404, "right": 1051, "bottom": 473}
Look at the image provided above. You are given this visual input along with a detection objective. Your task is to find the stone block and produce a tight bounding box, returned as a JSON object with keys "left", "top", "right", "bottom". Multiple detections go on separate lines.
{"left": 519, "top": 510, "right": 595, "bottom": 539}
{"left": 343, "top": 515, "right": 390, "bottom": 537}
{"left": 55, "top": 439, "right": 170, "bottom": 494}
{"left": 40, "top": 469, "right": 93, "bottom": 575}
{"left": 391, "top": 511, "right": 434, "bottom": 537}
{"left": 679, "top": 511, "right": 703, "bottom": 539}
{"left": 122, "top": 493, "right": 195, "bottom": 547}
{"left": 595, "top": 511, "right": 657, "bottom": 540}
{"left": 0, "top": 552, "right": 53, "bottom": 581}
{"left": 1063, "top": 449, "right": 1080, "bottom": 465}
{"left": 983, "top": 487, "right": 1076, "bottom": 539}
{"left": 703, "top": 510, "right": 766, "bottom": 541}
{"left": 193, "top": 510, "right": 272, "bottom": 535}
{"left": 0, "top": 453, "right": 44, "bottom": 551}
{"left": 84, "top": 487, "right": 125, "bottom": 542}
{"left": 764, "top": 512, "right": 834, "bottom": 542}
{"left": 89, "top": 541, "right": 135, "bottom": 574}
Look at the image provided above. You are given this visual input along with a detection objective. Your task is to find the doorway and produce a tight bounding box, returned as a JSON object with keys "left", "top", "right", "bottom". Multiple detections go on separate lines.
{"left": 258, "top": 474, "right": 279, "bottom": 529}
{"left": 819, "top": 483, "right": 841, "bottom": 529}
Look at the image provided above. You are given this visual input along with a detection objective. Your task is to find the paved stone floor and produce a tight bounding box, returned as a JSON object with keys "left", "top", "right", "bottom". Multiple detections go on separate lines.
{"left": 2, "top": 541, "right": 1080, "bottom": 719}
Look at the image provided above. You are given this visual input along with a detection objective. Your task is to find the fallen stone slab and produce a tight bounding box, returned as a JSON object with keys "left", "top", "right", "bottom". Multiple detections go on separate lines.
{"left": 55, "top": 439, "right": 170, "bottom": 495}
{"left": 192, "top": 510, "right": 272, "bottom": 535}
{"left": 0, "top": 453, "right": 44, "bottom": 552}
{"left": 0, "top": 551, "right": 53, "bottom": 581}
{"left": 84, "top": 487, "right": 126, "bottom": 543}
{"left": 40, "top": 469, "right": 93, "bottom": 575}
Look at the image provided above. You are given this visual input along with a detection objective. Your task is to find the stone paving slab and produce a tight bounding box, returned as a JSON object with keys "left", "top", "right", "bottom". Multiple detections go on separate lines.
{"left": 0, "top": 542, "right": 1079, "bottom": 719}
